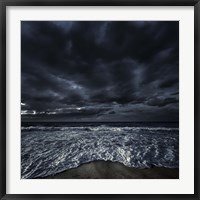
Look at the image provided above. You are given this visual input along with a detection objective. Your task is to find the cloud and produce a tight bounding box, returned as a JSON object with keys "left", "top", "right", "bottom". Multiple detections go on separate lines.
{"left": 146, "top": 97, "right": 178, "bottom": 107}
{"left": 21, "top": 21, "right": 179, "bottom": 121}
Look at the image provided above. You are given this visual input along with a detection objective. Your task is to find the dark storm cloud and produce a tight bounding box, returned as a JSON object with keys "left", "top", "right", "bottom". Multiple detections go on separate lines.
{"left": 21, "top": 21, "right": 179, "bottom": 121}
{"left": 159, "top": 78, "right": 178, "bottom": 89}
{"left": 146, "top": 97, "right": 178, "bottom": 107}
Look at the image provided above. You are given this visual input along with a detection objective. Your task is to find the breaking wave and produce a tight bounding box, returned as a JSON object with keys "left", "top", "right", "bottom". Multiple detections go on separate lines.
{"left": 21, "top": 124, "right": 179, "bottom": 178}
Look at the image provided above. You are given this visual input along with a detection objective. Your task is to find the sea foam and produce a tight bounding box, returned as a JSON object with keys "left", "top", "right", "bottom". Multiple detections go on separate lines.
{"left": 21, "top": 124, "right": 179, "bottom": 178}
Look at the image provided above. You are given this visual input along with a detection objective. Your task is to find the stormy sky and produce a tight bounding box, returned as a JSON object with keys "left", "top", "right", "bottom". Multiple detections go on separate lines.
{"left": 21, "top": 21, "right": 179, "bottom": 122}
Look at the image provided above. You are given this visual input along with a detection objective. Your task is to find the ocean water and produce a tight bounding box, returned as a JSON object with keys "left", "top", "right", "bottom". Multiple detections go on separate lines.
{"left": 21, "top": 122, "right": 179, "bottom": 179}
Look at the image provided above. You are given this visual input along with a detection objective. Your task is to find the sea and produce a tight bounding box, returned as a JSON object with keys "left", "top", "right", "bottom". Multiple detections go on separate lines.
{"left": 21, "top": 122, "right": 179, "bottom": 179}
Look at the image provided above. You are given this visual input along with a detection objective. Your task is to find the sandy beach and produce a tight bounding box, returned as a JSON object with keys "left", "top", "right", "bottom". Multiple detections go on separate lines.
{"left": 41, "top": 160, "right": 179, "bottom": 179}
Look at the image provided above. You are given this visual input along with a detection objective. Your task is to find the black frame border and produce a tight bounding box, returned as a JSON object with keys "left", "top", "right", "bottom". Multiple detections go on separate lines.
{"left": 0, "top": 0, "right": 199, "bottom": 199}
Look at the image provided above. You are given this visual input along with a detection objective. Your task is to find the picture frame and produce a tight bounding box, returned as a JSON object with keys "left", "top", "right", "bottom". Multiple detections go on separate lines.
{"left": 0, "top": 0, "right": 199, "bottom": 199}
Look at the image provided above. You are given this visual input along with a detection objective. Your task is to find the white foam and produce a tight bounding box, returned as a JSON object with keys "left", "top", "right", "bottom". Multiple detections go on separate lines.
{"left": 21, "top": 125, "right": 179, "bottom": 178}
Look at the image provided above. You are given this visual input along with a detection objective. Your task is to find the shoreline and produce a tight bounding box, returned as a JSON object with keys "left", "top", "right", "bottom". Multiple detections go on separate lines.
{"left": 39, "top": 160, "right": 179, "bottom": 179}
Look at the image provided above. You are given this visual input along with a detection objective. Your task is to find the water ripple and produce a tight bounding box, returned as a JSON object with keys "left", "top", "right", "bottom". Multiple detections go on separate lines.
{"left": 21, "top": 126, "right": 179, "bottom": 178}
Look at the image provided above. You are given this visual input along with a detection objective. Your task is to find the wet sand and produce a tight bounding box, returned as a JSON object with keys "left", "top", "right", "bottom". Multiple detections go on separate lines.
{"left": 42, "top": 160, "right": 179, "bottom": 179}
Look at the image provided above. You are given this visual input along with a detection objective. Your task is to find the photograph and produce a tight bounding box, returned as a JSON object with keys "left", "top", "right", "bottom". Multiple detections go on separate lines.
{"left": 21, "top": 21, "right": 179, "bottom": 179}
